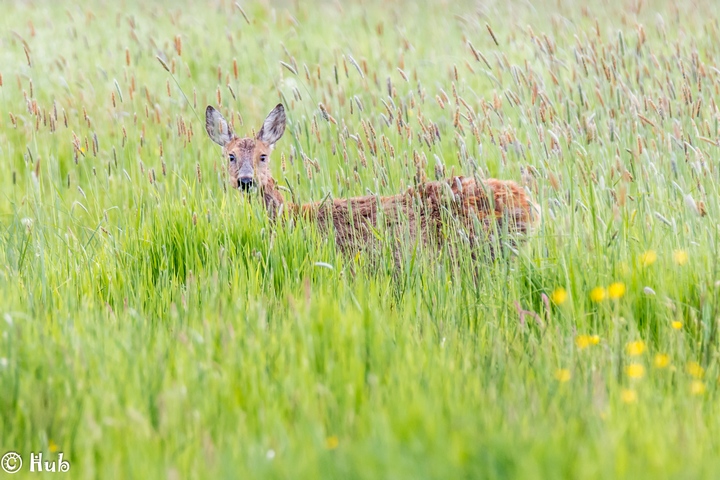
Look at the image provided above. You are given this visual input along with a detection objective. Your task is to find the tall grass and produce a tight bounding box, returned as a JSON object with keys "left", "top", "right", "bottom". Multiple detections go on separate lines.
{"left": 1, "top": 0, "right": 720, "bottom": 478}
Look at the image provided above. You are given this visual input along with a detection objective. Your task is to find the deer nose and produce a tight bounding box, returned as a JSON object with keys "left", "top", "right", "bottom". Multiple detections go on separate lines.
{"left": 238, "top": 177, "right": 254, "bottom": 191}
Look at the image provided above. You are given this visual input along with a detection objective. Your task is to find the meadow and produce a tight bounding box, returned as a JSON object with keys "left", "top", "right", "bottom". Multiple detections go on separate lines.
{"left": 1, "top": 0, "right": 720, "bottom": 477}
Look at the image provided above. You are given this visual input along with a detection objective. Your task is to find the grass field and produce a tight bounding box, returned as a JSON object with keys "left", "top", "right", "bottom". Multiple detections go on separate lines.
{"left": 2, "top": 0, "right": 720, "bottom": 478}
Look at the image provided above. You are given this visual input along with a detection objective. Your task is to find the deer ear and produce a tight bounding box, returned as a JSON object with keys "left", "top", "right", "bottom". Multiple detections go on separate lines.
{"left": 257, "top": 104, "right": 286, "bottom": 146}
{"left": 205, "top": 106, "right": 234, "bottom": 146}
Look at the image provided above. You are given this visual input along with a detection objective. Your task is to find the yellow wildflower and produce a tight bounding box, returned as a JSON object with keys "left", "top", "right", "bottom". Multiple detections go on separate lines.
{"left": 575, "top": 334, "right": 600, "bottom": 349}
{"left": 626, "top": 341, "right": 646, "bottom": 356}
{"left": 671, "top": 321, "right": 682, "bottom": 330}
{"left": 672, "top": 249, "right": 689, "bottom": 266}
{"left": 687, "top": 362, "right": 704, "bottom": 379}
{"left": 625, "top": 363, "right": 646, "bottom": 379}
{"left": 49, "top": 440, "right": 58, "bottom": 453}
{"left": 639, "top": 250, "right": 657, "bottom": 267}
{"left": 690, "top": 381, "right": 706, "bottom": 396}
{"left": 325, "top": 436, "right": 339, "bottom": 450}
{"left": 654, "top": 354, "right": 670, "bottom": 368}
{"left": 621, "top": 389, "right": 638, "bottom": 404}
{"left": 608, "top": 282, "right": 626, "bottom": 299}
{"left": 555, "top": 369, "right": 571, "bottom": 382}
{"left": 590, "top": 287, "right": 607, "bottom": 303}
{"left": 551, "top": 287, "right": 568, "bottom": 305}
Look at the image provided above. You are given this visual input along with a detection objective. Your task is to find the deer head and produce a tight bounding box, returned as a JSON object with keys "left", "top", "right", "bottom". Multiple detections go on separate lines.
{"left": 205, "top": 104, "right": 286, "bottom": 192}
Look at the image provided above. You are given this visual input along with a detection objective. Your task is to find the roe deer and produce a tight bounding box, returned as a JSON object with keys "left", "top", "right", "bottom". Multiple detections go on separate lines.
{"left": 205, "top": 103, "right": 540, "bottom": 260}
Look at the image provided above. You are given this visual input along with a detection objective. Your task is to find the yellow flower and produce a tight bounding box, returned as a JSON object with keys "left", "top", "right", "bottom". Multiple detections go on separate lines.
{"left": 325, "top": 435, "right": 339, "bottom": 450}
{"left": 687, "top": 362, "right": 705, "bottom": 379}
{"left": 576, "top": 334, "right": 600, "bottom": 349}
{"left": 625, "top": 363, "right": 646, "bottom": 379}
{"left": 621, "top": 389, "right": 638, "bottom": 404}
{"left": 49, "top": 440, "right": 58, "bottom": 453}
{"left": 608, "top": 282, "right": 626, "bottom": 299}
{"left": 690, "top": 381, "right": 706, "bottom": 396}
{"left": 551, "top": 287, "right": 568, "bottom": 305}
{"left": 555, "top": 369, "right": 571, "bottom": 382}
{"left": 626, "top": 341, "right": 646, "bottom": 356}
{"left": 673, "top": 249, "right": 689, "bottom": 266}
{"left": 671, "top": 321, "right": 682, "bottom": 330}
{"left": 639, "top": 250, "right": 657, "bottom": 267}
{"left": 590, "top": 287, "right": 607, "bottom": 303}
{"left": 654, "top": 354, "right": 670, "bottom": 368}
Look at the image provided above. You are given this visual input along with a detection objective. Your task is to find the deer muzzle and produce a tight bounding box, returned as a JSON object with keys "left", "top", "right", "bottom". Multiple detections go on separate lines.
{"left": 238, "top": 177, "right": 254, "bottom": 191}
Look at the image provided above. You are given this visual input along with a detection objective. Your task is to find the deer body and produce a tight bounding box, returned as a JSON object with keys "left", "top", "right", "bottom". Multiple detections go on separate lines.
{"left": 206, "top": 104, "right": 539, "bottom": 259}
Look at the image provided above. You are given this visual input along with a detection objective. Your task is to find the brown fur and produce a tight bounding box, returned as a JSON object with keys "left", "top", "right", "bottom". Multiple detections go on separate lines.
{"left": 283, "top": 176, "right": 538, "bottom": 259}
{"left": 206, "top": 104, "right": 540, "bottom": 260}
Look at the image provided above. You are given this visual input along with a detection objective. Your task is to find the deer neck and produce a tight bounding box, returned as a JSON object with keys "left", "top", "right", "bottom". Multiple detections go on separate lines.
{"left": 260, "top": 178, "right": 326, "bottom": 222}
{"left": 260, "top": 178, "right": 287, "bottom": 220}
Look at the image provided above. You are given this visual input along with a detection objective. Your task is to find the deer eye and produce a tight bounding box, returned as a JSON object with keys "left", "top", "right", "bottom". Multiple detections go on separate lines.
{"left": 259, "top": 154, "right": 268, "bottom": 162}
{"left": 228, "top": 153, "right": 236, "bottom": 162}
